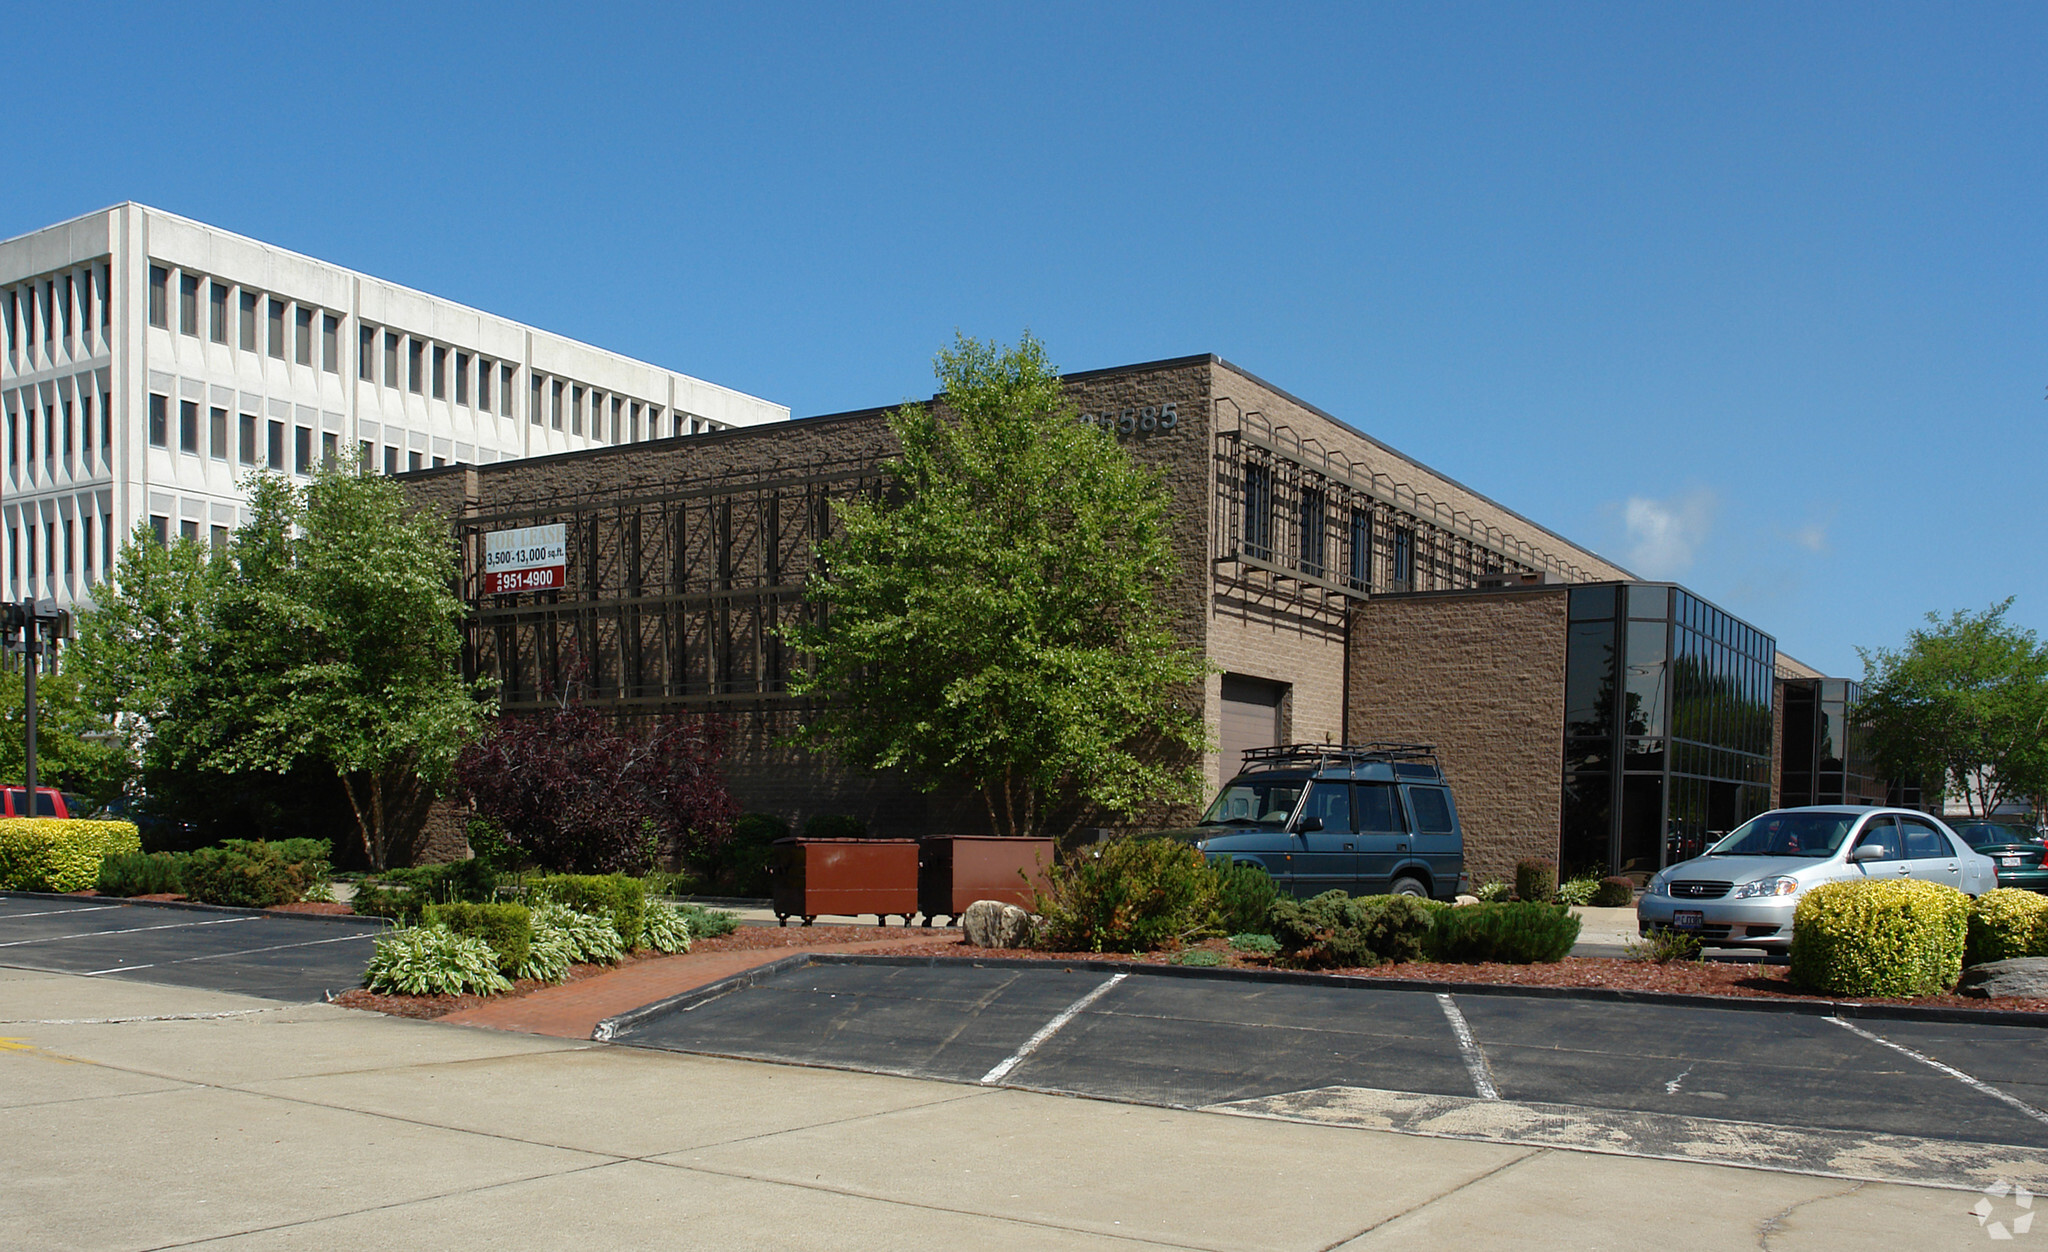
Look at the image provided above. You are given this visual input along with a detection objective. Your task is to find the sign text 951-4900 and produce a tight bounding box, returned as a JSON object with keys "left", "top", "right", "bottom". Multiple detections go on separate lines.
{"left": 482, "top": 523, "right": 567, "bottom": 596}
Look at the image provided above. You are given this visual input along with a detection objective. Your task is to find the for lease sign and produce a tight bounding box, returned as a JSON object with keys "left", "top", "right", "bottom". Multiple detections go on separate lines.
{"left": 482, "top": 523, "right": 566, "bottom": 594}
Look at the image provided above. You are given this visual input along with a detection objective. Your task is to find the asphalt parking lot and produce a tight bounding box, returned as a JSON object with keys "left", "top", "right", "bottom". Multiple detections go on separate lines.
{"left": 9, "top": 889, "right": 2048, "bottom": 1190}
{"left": 0, "top": 893, "right": 387, "bottom": 1002}
{"left": 613, "top": 956, "right": 2048, "bottom": 1155}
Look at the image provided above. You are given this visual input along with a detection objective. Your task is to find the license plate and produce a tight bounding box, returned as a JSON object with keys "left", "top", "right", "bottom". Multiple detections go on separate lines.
{"left": 1672, "top": 910, "right": 1704, "bottom": 931}
{"left": 2001, "top": 856, "right": 2021, "bottom": 867}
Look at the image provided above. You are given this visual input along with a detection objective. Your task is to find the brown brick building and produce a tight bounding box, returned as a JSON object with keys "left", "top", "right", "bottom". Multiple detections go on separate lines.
{"left": 405, "top": 354, "right": 1840, "bottom": 879}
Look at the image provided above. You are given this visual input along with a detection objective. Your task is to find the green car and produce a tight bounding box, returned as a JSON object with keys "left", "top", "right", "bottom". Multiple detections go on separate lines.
{"left": 1950, "top": 821, "right": 2048, "bottom": 893}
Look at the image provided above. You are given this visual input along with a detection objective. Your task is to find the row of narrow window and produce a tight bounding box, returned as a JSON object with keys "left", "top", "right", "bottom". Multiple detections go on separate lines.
{"left": 6, "top": 506, "right": 113, "bottom": 597}
{"left": 3, "top": 266, "right": 111, "bottom": 368}
{"left": 150, "top": 263, "right": 346, "bottom": 374}
{"left": 1242, "top": 465, "right": 1418, "bottom": 591}
{"left": 145, "top": 391, "right": 455, "bottom": 477}
{"left": 7, "top": 385, "right": 112, "bottom": 474}
{"left": 148, "top": 263, "right": 728, "bottom": 444}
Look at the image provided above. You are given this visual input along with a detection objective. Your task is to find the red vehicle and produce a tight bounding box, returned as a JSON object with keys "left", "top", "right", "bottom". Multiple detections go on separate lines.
{"left": 0, "top": 787, "right": 72, "bottom": 818}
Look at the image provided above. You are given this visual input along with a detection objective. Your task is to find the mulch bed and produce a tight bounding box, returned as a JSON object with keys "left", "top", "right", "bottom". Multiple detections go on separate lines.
{"left": 858, "top": 933, "right": 2048, "bottom": 1015}
{"left": 331, "top": 946, "right": 689, "bottom": 1020}
{"left": 330, "top": 923, "right": 934, "bottom": 1020}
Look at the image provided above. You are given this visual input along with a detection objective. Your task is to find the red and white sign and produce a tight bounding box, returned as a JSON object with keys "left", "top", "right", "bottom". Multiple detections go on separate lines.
{"left": 482, "top": 524, "right": 566, "bottom": 595}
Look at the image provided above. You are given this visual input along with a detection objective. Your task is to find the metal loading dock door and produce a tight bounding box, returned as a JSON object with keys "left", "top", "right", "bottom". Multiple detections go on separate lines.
{"left": 1219, "top": 674, "right": 1285, "bottom": 778}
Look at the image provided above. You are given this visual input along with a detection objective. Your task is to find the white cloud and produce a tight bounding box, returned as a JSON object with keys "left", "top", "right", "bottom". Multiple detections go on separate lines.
{"left": 1785, "top": 517, "right": 1831, "bottom": 555}
{"left": 1622, "top": 489, "right": 1717, "bottom": 577}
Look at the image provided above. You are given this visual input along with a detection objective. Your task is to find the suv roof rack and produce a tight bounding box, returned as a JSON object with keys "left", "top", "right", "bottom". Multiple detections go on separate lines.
{"left": 1236, "top": 742, "right": 1443, "bottom": 777}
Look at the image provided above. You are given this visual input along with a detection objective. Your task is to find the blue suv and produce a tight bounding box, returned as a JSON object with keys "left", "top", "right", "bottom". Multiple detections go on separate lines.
{"left": 1156, "top": 743, "right": 1466, "bottom": 900}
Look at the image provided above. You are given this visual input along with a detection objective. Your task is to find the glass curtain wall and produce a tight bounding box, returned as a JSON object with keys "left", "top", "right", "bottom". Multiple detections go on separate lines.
{"left": 1560, "top": 583, "right": 1776, "bottom": 879}
{"left": 1779, "top": 678, "right": 1881, "bottom": 806}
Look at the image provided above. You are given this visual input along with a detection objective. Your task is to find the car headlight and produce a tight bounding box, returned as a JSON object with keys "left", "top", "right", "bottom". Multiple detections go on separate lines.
{"left": 1730, "top": 876, "right": 1800, "bottom": 899}
{"left": 1645, "top": 877, "right": 1669, "bottom": 897}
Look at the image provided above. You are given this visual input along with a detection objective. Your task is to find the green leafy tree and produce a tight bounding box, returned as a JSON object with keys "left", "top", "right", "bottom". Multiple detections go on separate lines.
{"left": 70, "top": 462, "right": 491, "bottom": 867}
{"left": 787, "top": 333, "right": 1210, "bottom": 836}
{"left": 1859, "top": 599, "right": 2048, "bottom": 819}
{"left": 0, "top": 669, "right": 130, "bottom": 805}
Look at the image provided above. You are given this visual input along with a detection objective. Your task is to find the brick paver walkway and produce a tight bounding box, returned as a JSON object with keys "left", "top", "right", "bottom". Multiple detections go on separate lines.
{"left": 438, "top": 930, "right": 949, "bottom": 1039}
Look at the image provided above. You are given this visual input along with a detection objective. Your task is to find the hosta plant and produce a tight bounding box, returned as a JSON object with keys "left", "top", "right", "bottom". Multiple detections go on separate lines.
{"left": 640, "top": 902, "right": 694, "bottom": 954}
{"left": 531, "top": 898, "right": 626, "bottom": 965}
{"left": 516, "top": 921, "right": 577, "bottom": 984}
{"left": 363, "top": 927, "right": 512, "bottom": 997}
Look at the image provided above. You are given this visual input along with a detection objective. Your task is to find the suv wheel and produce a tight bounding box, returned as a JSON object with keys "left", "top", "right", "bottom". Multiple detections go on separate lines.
{"left": 1390, "top": 875, "right": 1428, "bottom": 899}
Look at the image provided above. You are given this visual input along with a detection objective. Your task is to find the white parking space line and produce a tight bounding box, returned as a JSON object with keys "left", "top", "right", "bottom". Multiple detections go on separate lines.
{"left": 1828, "top": 1016, "right": 2048, "bottom": 1129}
{"left": 0, "top": 915, "right": 255, "bottom": 948}
{"left": 1437, "top": 993, "right": 1500, "bottom": 1101}
{"left": 980, "top": 972, "right": 1128, "bottom": 1086}
{"left": 0, "top": 904, "right": 125, "bottom": 920}
{"left": 83, "top": 930, "right": 379, "bottom": 977}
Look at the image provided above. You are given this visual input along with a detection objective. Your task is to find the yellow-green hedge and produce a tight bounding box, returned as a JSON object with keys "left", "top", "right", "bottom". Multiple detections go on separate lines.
{"left": 1789, "top": 878, "right": 1969, "bottom": 998}
{"left": 1965, "top": 888, "right": 2048, "bottom": 966}
{"left": 0, "top": 819, "right": 144, "bottom": 893}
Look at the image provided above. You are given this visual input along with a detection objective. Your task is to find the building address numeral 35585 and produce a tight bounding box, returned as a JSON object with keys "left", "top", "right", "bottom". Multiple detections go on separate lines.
{"left": 1078, "top": 403, "right": 1178, "bottom": 436}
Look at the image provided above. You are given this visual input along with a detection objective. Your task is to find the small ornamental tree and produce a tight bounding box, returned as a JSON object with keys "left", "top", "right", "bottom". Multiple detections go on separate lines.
{"left": 1860, "top": 599, "right": 2048, "bottom": 818}
{"left": 787, "top": 333, "right": 1210, "bottom": 836}
{"left": 69, "top": 460, "right": 491, "bottom": 867}
{"left": 0, "top": 670, "right": 130, "bottom": 807}
{"left": 457, "top": 690, "right": 738, "bottom": 874}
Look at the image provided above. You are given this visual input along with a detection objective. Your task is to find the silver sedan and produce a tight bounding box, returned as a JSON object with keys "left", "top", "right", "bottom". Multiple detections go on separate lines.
{"left": 1637, "top": 807, "right": 1997, "bottom": 952}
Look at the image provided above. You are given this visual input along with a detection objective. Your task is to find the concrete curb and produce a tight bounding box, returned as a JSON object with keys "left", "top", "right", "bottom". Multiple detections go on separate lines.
{"left": 601, "top": 950, "right": 2048, "bottom": 1037}
{"left": 592, "top": 952, "right": 815, "bottom": 1040}
{"left": 0, "top": 889, "right": 394, "bottom": 929}
{"left": 663, "top": 895, "right": 772, "bottom": 909}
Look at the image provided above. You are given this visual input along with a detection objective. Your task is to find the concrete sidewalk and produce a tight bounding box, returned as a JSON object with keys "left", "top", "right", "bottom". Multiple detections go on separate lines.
{"left": 0, "top": 965, "right": 2004, "bottom": 1250}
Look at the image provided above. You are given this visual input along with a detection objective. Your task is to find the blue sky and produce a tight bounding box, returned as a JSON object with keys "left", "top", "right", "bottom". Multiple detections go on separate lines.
{"left": 6, "top": 2, "right": 2043, "bottom": 675}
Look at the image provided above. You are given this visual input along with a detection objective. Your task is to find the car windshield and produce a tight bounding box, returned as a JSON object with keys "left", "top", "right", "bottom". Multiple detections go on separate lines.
{"left": 1705, "top": 812, "right": 1858, "bottom": 858}
{"left": 1199, "top": 776, "right": 1307, "bottom": 827}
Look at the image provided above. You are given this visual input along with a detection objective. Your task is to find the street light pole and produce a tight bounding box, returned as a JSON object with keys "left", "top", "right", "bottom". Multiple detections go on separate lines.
{"left": 23, "top": 596, "right": 40, "bottom": 802}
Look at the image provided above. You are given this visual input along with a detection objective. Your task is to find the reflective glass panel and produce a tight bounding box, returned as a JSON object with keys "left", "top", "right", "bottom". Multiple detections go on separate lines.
{"left": 1570, "top": 584, "right": 1617, "bottom": 621}
{"left": 1565, "top": 623, "right": 1615, "bottom": 735}
{"left": 1627, "top": 584, "right": 1669, "bottom": 620}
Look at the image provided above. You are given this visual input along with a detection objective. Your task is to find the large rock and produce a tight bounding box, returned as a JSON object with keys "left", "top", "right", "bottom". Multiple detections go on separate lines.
{"left": 961, "top": 900, "right": 1034, "bottom": 949}
{"left": 1958, "top": 957, "right": 2048, "bottom": 999}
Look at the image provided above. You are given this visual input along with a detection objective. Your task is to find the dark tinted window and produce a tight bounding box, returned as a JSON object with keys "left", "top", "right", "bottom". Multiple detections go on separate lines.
{"left": 1565, "top": 622, "right": 1614, "bottom": 732}
{"left": 1570, "top": 584, "right": 1616, "bottom": 620}
{"left": 1409, "top": 787, "right": 1455, "bottom": 834}
{"left": 1301, "top": 781, "right": 1352, "bottom": 831}
{"left": 1356, "top": 785, "right": 1404, "bottom": 832}
{"left": 1900, "top": 818, "right": 1949, "bottom": 860}
{"left": 1954, "top": 822, "right": 2022, "bottom": 847}
{"left": 34, "top": 790, "right": 57, "bottom": 816}
{"left": 1854, "top": 817, "right": 1901, "bottom": 861}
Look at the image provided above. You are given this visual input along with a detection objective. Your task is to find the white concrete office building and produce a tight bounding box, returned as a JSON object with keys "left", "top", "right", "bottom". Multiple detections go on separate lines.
{"left": 0, "top": 202, "right": 789, "bottom": 608}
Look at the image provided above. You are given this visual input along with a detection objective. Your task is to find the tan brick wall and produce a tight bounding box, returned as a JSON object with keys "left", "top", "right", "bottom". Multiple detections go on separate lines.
{"left": 1346, "top": 589, "right": 1569, "bottom": 886}
{"left": 1057, "top": 361, "right": 1219, "bottom": 827}
{"left": 406, "top": 360, "right": 1222, "bottom": 840}
{"left": 401, "top": 354, "right": 1624, "bottom": 845}
{"left": 414, "top": 412, "right": 902, "bottom": 509}
{"left": 1771, "top": 678, "right": 1787, "bottom": 810}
